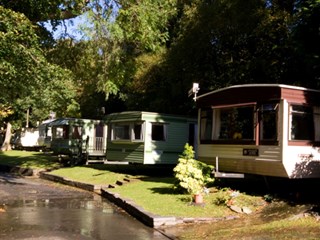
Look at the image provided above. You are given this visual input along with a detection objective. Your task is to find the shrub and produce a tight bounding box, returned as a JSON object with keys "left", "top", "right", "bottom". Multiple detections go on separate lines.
{"left": 173, "top": 143, "right": 215, "bottom": 195}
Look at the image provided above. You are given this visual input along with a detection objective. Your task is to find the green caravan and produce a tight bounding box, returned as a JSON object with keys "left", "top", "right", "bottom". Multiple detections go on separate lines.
{"left": 105, "top": 111, "right": 197, "bottom": 164}
{"left": 50, "top": 118, "right": 107, "bottom": 164}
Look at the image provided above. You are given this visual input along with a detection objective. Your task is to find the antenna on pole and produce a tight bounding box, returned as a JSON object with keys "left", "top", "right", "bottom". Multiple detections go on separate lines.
{"left": 188, "top": 83, "right": 200, "bottom": 101}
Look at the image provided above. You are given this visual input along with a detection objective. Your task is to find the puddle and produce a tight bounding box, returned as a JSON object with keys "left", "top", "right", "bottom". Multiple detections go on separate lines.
{"left": 0, "top": 196, "right": 168, "bottom": 240}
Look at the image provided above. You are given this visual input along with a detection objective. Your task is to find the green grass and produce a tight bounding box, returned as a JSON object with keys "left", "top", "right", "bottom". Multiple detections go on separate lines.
{"left": 0, "top": 150, "right": 61, "bottom": 169}
{"left": 107, "top": 177, "right": 266, "bottom": 217}
{"left": 178, "top": 217, "right": 320, "bottom": 240}
{"left": 50, "top": 166, "right": 135, "bottom": 185}
{"left": 107, "top": 177, "right": 235, "bottom": 217}
{"left": 50, "top": 165, "right": 265, "bottom": 218}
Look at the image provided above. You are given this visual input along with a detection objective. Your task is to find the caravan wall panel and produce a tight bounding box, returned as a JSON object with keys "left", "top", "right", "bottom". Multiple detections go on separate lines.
{"left": 198, "top": 144, "right": 287, "bottom": 177}
{"left": 106, "top": 142, "right": 145, "bottom": 163}
{"left": 284, "top": 145, "right": 320, "bottom": 178}
{"left": 143, "top": 120, "right": 193, "bottom": 164}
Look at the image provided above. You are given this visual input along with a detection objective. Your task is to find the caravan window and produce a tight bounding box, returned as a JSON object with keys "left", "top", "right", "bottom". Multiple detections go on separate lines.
{"left": 133, "top": 123, "right": 143, "bottom": 140}
{"left": 259, "top": 103, "right": 278, "bottom": 142}
{"left": 151, "top": 123, "right": 167, "bottom": 141}
{"left": 290, "top": 105, "right": 314, "bottom": 141}
{"left": 113, "top": 124, "right": 130, "bottom": 140}
{"left": 72, "top": 126, "right": 82, "bottom": 139}
{"left": 200, "top": 109, "right": 213, "bottom": 141}
{"left": 55, "top": 126, "right": 69, "bottom": 139}
{"left": 218, "top": 106, "right": 254, "bottom": 140}
{"left": 111, "top": 122, "right": 144, "bottom": 141}
{"left": 200, "top": 105, "right": 254, "bottom": 143}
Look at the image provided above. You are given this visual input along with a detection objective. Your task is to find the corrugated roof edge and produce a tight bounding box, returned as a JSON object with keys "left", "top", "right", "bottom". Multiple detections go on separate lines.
{"left": 196, "top": 84, "right": 320, "bottom": 100}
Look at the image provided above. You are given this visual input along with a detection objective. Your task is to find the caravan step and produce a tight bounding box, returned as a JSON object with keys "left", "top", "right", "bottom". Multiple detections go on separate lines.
{"left": 214, "top": 172, "right": 245, "bottom": 178}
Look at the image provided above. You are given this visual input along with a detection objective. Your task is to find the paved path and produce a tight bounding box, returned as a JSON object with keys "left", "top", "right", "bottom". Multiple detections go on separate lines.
{"left": 0, "top": 172, "right": 171, "bottom": 240}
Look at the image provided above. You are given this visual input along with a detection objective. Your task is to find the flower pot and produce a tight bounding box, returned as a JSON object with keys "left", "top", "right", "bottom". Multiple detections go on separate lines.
{"left": 193, "top": 194, "right": 203, "bottom": 204}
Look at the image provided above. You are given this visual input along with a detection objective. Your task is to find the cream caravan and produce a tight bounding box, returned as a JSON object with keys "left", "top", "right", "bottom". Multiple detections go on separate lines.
{"left": 196, "top": 84, "right": 320, "bottom": 178}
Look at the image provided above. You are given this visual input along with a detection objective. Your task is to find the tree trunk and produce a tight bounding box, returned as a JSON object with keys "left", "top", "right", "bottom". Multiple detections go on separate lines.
{"left": 1, "top": 122, "right": 12, "bottom": 151}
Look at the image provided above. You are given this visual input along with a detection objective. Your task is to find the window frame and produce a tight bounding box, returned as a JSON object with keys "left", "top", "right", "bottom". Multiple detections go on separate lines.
{"left": 258, "top": 102, "right": 279, "bottom": 145}
{"left": 288, "top": 104, "right": 315, "bottom": 142}
{"left": 151, "top": 122, "right": 167, "bottom": 142}
{"left": 53, "top": 125, "right": 69, "bottom": 139}
{"left": 110, "top": 122, "right": 144, "bottom": 142}
{"left": 199, "top": 103, "right": 256, "bottom": 145}
{"left": 72, "top": 125, "right": 82, "bottom": 139}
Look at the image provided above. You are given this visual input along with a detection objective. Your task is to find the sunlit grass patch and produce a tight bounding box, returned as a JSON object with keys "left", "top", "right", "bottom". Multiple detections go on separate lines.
{"left": 0, "top": 150, "right": 61, "bottom": 169}
{"left": 107, "top": 177, "right": 259, "bottom": 218}
{"left": 50, "top": 166, "right": 136, "bottom": 185}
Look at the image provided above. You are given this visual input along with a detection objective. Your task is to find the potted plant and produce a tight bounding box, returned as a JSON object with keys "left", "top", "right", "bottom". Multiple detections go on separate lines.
{"left": 173, "top": 144, "right": 214, "bottom": 204}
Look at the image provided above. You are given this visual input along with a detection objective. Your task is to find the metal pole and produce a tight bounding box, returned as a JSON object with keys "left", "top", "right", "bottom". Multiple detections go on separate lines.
{"left": 26, "top": 108, "right": 29, "bottom": 128}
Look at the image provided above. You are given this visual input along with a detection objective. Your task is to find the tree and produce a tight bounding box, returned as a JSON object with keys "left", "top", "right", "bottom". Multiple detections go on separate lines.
{"left": 0, "top": 6, "right": 77, "bottom": 150}
{"left": 288, "top": 0, "right": 320, "bottom": 88}
{"left": 80, "top": 0, "right": 178, "bottom": 104}
{"left": 134, "top": 0, "right": 319, "bottom": 115}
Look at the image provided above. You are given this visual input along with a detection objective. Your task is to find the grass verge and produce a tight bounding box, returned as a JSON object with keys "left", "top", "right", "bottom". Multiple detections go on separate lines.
{"left": 0, "top": 150, "right": 61, "bottom": 169}
{"left": 175, "top": 217, "right": 320, "bottom": 240}
{"left": 50, "top": 165, "right": 266, "bottom": 218}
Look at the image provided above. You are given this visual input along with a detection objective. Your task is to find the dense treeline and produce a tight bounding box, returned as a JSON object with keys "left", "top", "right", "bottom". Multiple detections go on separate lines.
{"left": 1, "top": 0, "right": 319, "bottom": 129}
{"left": 77, "top": 0, "right": 320, "bottom": 116}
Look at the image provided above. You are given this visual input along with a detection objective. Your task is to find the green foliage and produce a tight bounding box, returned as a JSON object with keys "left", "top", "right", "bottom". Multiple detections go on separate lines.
{"left": 212, "top": 189, "right": 232, "bottom": 206}
{"left": 115, "top": 0, "right": 177, "bottom": 52}
{"left": 0, "top": 6, "right": 78, "bottom": 125}
{"left": 3, "top": 0, "right": 319, "bottom": 123}
{"left": 120, "top": 0, "right": 319, "bottom": 114}
{"left": 0, "top": 0, "right": 89, "bottom": 22}
{"left": 80, "top": 0, "right": 178, "bottom": 103}
{"left": 179, "top": 142, "right": 195, "bottom": 160}
{"left": 173, "top": 143, "right": 214, "bottom": 195}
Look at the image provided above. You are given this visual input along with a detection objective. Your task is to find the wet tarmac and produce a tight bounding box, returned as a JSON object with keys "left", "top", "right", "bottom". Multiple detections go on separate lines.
{"left": 0, "top": 173, "right": 169, "bottom": 240}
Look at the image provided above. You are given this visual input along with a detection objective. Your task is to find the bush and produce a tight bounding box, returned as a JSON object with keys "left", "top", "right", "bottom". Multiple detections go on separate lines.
{"left": 173, "top": 143, "right": 215, "bottom": 195}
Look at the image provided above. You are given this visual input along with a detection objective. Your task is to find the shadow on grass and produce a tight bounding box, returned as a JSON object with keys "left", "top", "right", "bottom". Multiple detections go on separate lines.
{"left": 148, "top": 186, "right": 176, "bottom": 195}
{"left": 0, "top": 150, "right": 61, "bottom": 170}
{"left": 84, "top": 164, "right": 175, "bottom": 178}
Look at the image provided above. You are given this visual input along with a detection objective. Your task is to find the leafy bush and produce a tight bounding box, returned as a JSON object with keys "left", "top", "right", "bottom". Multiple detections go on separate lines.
{"left": 212, "top": 188, "right": 233, "bottom": 206}
{"left": 173, "top": 143, "right": 214, "bottom": 195}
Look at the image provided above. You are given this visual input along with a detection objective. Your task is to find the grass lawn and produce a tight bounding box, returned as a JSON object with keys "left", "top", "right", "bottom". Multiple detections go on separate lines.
{"left": 0, "top": 150, "right": 61, "bottom": 169}
{"left": 50, "top": 166, "right": 136, "bottom": 185}
{"left": 107, "top": 177, "right": 267, "bottom": 217}
{"left": 174, "top": 217, "right": 320, "bottom": 240}
{"left": 50, "top": 165, "right": 266, "bottom": 218}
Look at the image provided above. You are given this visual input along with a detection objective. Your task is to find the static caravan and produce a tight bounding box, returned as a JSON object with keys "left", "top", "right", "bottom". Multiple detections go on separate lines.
{"left": 37, "top": 119, "right": 55, "bottom": 150}
{"left": 12, "top": 128, "right": 41, "bottom": 150}
{"left": 50, "top": 118, "right": 107, "bottom": 162}
{"left": 196, "top": 84, "right": 320, "bottom": 178}
{"left": 105, "top": 111, "right": 197, "bottom": 164}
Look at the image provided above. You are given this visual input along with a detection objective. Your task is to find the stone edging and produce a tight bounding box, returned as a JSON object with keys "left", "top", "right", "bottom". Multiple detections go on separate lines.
{"left": 39, "top": 172, "right": 105, "bottom": 194}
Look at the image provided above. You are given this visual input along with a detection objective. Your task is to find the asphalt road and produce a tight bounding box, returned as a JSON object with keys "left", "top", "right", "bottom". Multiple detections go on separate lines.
{"left": 0, "top": 172, "right": 170, "bottom": 240}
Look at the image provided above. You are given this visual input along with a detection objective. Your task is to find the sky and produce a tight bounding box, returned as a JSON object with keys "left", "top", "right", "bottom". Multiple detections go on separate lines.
{"left": 44, "top": 14, "right": 87, "bottom": 40}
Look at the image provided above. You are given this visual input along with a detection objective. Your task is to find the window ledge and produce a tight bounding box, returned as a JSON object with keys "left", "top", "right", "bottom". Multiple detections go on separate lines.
{"left": 111, "top": 140, "right": 144, "bottom": 144}
{"left": 288, "top": 140, "right": 319, "bottom": 146}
